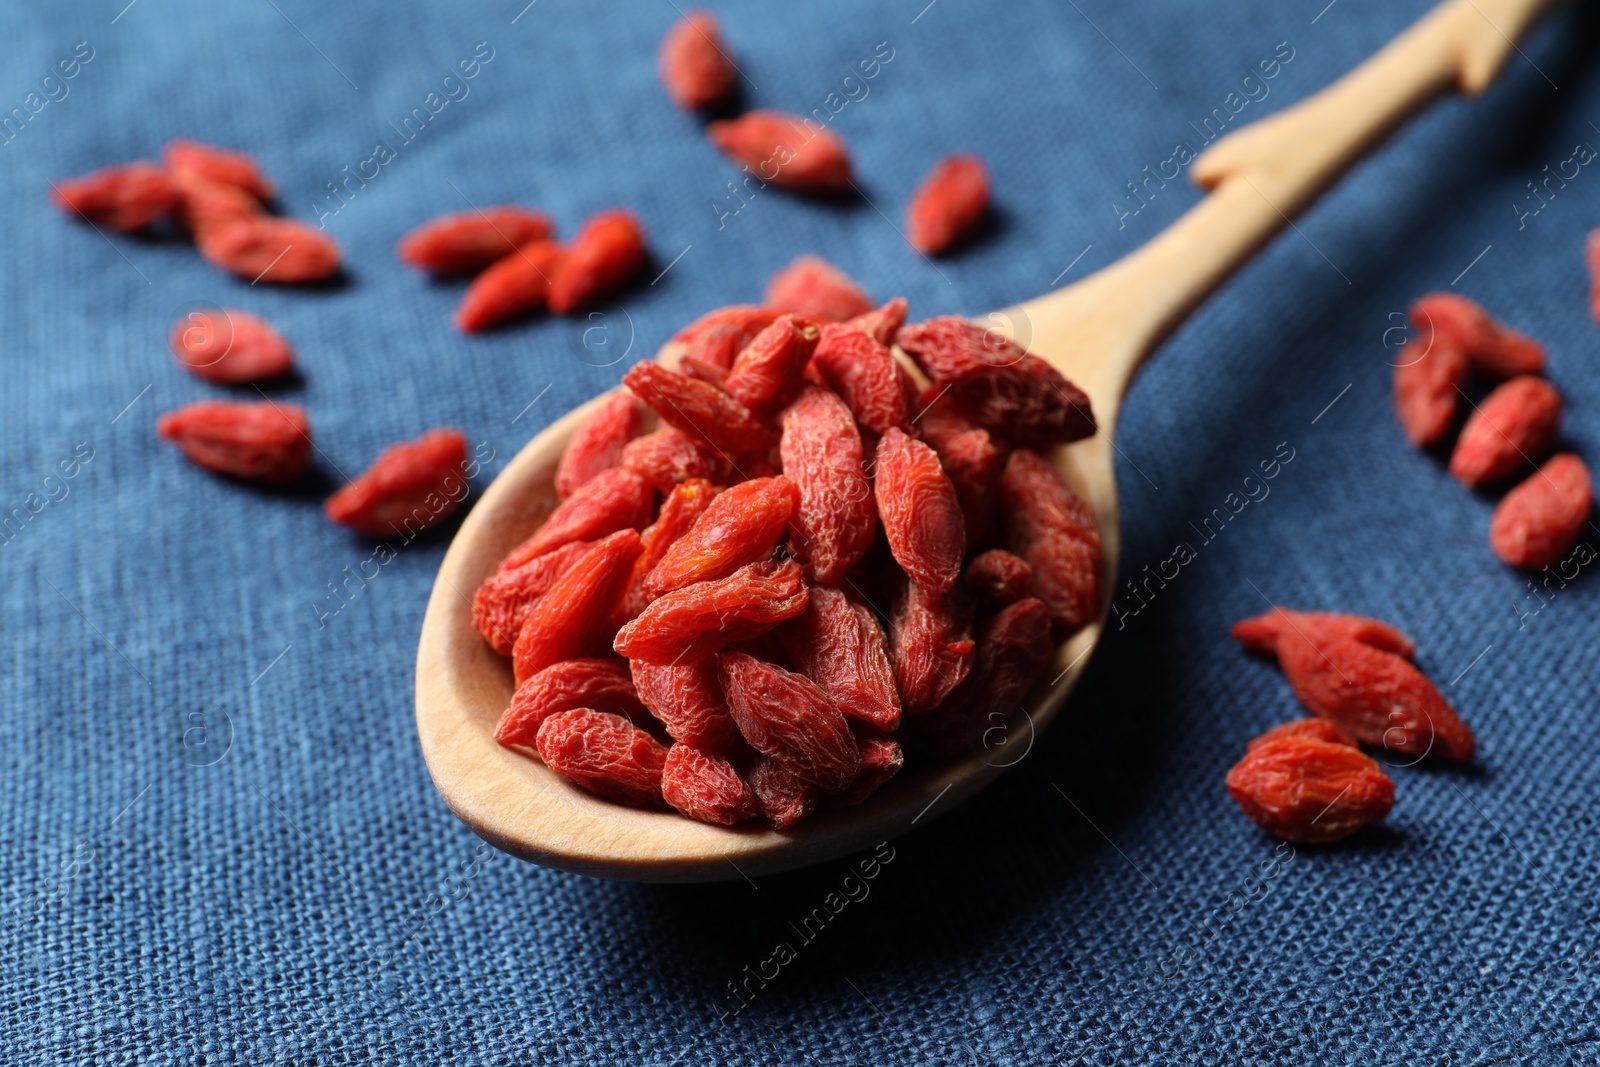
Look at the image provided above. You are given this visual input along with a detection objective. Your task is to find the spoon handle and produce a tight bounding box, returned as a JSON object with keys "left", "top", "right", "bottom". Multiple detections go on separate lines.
{"left": 1025, "top": 0, "right": 1558, "bottom": 406}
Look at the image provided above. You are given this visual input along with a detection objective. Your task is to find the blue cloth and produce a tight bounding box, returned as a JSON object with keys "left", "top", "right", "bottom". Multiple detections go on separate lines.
{"left": 2, "top": 0, "right": 1598, "bottom": 1062}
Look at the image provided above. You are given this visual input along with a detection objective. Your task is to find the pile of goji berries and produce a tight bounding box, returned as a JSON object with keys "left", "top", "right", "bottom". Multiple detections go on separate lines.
{"left": 479, "top": 297, "right": 1101, "bottom": 827}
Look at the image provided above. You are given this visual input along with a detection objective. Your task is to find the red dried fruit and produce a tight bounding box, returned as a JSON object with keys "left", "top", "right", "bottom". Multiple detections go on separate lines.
{"left": 823, "top": 734, "right": 903, "bottom": 807}
{"left": 724, "top": 315, "right": 821, "bottom": 413}
{"left": 1246, "top": 718, "right": 1359, "bottom": 752}
{"left": 657, "top": 9, "right": 737, "bottom": 110}
{"left": 809, "top": 324, "right": 916, "bottom": 435}
{"left": 999, "top": 449, "right": 1101, "bottom": 630}
{"left": 556, "top": 392, "right": 644, "bottom": 499}
{"left": 513, "top": 530, "right": 644, "bottom": 682}
{"left": 474, "top": 540, "right": 593, "bottom": 656}
{"left": 168, "top": 309, "right": 294, "bottom": 384}
{"left": 171, "top": 174, "right": 262, "bottom": 234}
{"left": 1392, "top": 337, "right": 1468, "bottom": 447}
{"left": 671, "top": 305, "right": 784, "bottom": 371}
{"left": 51, "top": 162, "right": 175, "bottom": 232}
{"left": 1230, "top": 608, "right": 1415, "bottom": 661}
{"left": 324, "top": 429, "right": 469, "bottom": 538}
{"left": 500, "top": 467, "right": 653, "bottom": 570}
{"left": 908, "top": 597, "right": 1054, "bottom": 758}
{"left": 621, "top": 427, "right": 726, "bottom": 490}
{"left": 156, "top": 400, "right": 311, "bottom": 483}
{"left": 899, "top": 316, "right": 1096, "bottom": 446}
{"left": 1588, "top": 229, "right": 1600, "bottom": 326}
{"left": 1226, "top": 736, "right": 1394, "bottom": 844}
{"left": 614, "top": 558, "right": 808, "bottom": 665}
{"left": 1410, "top": 292, "right": 1544, "bottom": 379}
{"left": 535, "top": 708, "right": 668, "bottom": 806}
{"left": 764, "top": 255, "right": 873, "bottom": 322}
{"left": 1277, "top": 632, "right": 1475, "bottom": 762}
{"left": 678, "top": 355, "right": 731, "bottom": 389}
{"left": 617, "top": 478, "right": 717, "bottom": 622}
{"left": 779, "top": 586, "right": 902, "bottom": 733}
{"left": 719, "top": 651, "right": 860, "bottom": 790}
{"left": 920, "top": 405, "right": 1003, "bottom": 543}
{"left": 644, "top": 476, "right": 797, "bottom": 596}
{"left": 749, "top": 755, "right": 818, "bottom": 830}
{"left": 888, "top": 579, "right": 975, "bottom": 717}
{"left": 495, "top": 658, "right": 645, "bottom": 755}
{"left": 198, "top": 216, "right": 341, "bottom": 283}
{"left": 875, "top": 428, "right": 965, "bottom": 593}
{"left": 164, "top": 139, "right": 276, "bottom": 201}
{"left": 708, "top": 112, "right": 853, "bottom": 196}
{"left": 397, "top": 207, "right": 554, "bottom": 275}
{"left": 964, "top": 549, "right": 1034, "bottom": 608}
{"left": 454, "top": 240, "right": 565, "bottom": 332}
{"left": 548, "top": 210, "right": 646, "bottom": 314}
{"left": 905, "top": 154, "right": 989, "bottom": 255}
{"left": 1490, "top": 453, "right": 1593, "bottom": 570}
{"left": 661, "top": 743, "right": 756, "bottom": 825}
{"left": 623, "top": 361, "right": 778, "bottom": 453}
{"left": 846, "top": 297, "right": 909, "bottom": 347}
{"left": 1449, "top": 376, "right": 1562, "bottom": 488}
{"left": 631, "top": 657, "right": 741, "bottom": 754}
{"left": 779, "top": 387, "right": 875, "bottom": 584}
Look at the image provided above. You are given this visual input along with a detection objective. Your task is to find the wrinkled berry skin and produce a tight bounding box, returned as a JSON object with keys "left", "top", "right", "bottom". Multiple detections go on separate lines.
{"left": 1231, "top": 608, "right": 1415, "bottom": 661}
{"left": 1449, "top": 376, "right": 1561, "bottom": 488}
{"left": 999, "top": 450, "right": 1101, "bottom": 631}
{"left": 535, "top": 708, "right": 669, "bottom": 806}
{"left": 1226, "top": 735, "right": 1394, "bottom": 844}
{"left": 324, "top": 429, "right": 469, "bottom": 538}
{"left": 719, "top": 651, "right": 860, "bottom": 790}
{"left": 765, "top": 255, "right": 872, "bottom": 321}
{"left": 157, "top": 401, "right": 312, "bottom": 483}
{"left": 1489, "top": 453, "right": 1593, "bottom": 570}
{"left": 661, "top": 744, "right": 756, "bottom": 825}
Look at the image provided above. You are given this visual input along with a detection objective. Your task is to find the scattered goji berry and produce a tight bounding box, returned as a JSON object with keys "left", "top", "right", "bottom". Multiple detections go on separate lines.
{"left": 1490, "top": 452, "right": 1593, "bottom": 570}
{"left": 999, "top": 449, "right": 1101, "bottom": 630}
{"left": 547, "top": 210, "right": 646, "bottom": 314}
{"left": 719, "top": 651, "right": 861, "bottom": 789}
{"left": 171, "top": 173, "right": 262, "bottom": 235}
{"left": 1587, "top": 228, "right": 1600, "bottom": 325}
{"left": 888, "top": 578, "right": 975, "bottom": 717}
{"left": 1449, "top": 376, "right": 1562, "bottom": 488}
{"left": 707, "top": 112, "right": 853, "bottom": 196}
{"left": 847, "top": 297, "right": 908, "bottom": 347}
{"left": 671, "top": 305, "right": 783, "bottom": 370}
{"left": 644, "top": 476, "right": 796, "bottom": 596}
{"left": 535, "top": 708, "right": 668, "bottom": 806}
{"left": 920, "top": 401, "right": 1004, "bottom": 543}
{"left": 764, "top": 255, "right": 872, "bottom": 322}
{"left": 631, "top": 657, "right": 742, "bottom": 754}
{"left": 513, "top": 529, "right": 644, "bottom": 682}
{"left": 1226, "top": 735, "right": 1394, "bottom": 844}
{"left": 616, "top": 478, "right": 717, "bottom": 623}
{"left": 613, "top": 558, "right": 808, "bottom": 665}
{"left": 808, "top": 323, "right": 916, "bottom": 435}
{"left": 657, "top": 9, "right": 737, "bottom": 110}
{"left": 454, "top": 240, "right": 565, "bottom": 332}
{"left": 724, "top": 315, "right": 820, "bottom": 413}
{"left": 168, "top": 309, "right": 294, "bottom": 384}
{"left": 661, "top": 743, "right": 757, "bottom": 824}
{"left": 474, "top": 540, "right": 593, "bottom": 656}
{"left": 908, "top": 597, "right": 1054, "bottom": 758}
{"left": 51, "top": 162, "right": 175, "bottom": 232}
{"left": 964, "top": 549, "right": 1034, "bottom": 608}
{"left": 198, "top": 216, "right": 341, "bottom": 283}
{"left": 822, "top": 733, "right": 904, "bottom": 807}
{"left": 499, "top": 467, "right": 653, "bottom": 570}
{"left": 1246, "top": 718, "right": 1358, "bottom": 752}
{"left": 749, "top": 755, "right": 818, "bottom": 830}
{"left": 905, "top": 154, "right": 989, "bottom": 255}
{"left": 1392, "top": 337, "right": 1468, "bottom": 447}
{"left": 495, "top": 658, "right": 646, "bottom": 755}
{"left": 779, "top": 585, "right": 902, "bottom": 733}
{"left": 621, "top": 426, "right": 727, "bottom": 490}
{"left": 555, "top": 392, "right": 644, "bottom": 499}
{"left": 779, "top": 386, "right": 875, "bottom": 584}
{"left": 156, "top": 400, "right": 312, "bottom": 483}
{"left": 324, "top": 428, "right": 470, "bottom": 538}
{"left": 164, "top": 139, "right": 276, "bottom": 201}
{"left": 1411, "top": 292, "right": 1544, "bottom": 379}
{"left": 397, "top": 207, "right": 554, "bottom": 275}
{"left": 899, "top": 316, "right": 1096, "bottom": 446}
{"left": 623, "top": 360, "right": 778, "bottom": 454}
{"left": 875, "top": 428, "right": 965, "bottom": 593}
{"left": 1230, "top": 607, "right": 1415, "bottom": 661}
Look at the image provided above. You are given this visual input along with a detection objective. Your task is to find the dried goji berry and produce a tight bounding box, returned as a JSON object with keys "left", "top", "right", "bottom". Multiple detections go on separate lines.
{"left": 919, "top": 402, "right": 1004, "bottom": 543}
{"left": 1246, "top": 718, "right": 1358, "bottom": 752}
{"left": 764, "top": 255, "right": 872, "bottom": 322}
{"left": 495, "top": 658, "right": 646, "bottom": 755}
{"left": 1449, "top": 376, "right": 1562, "bottom": 488}
{"left": 1490, "top": 453, "right": 1593, "bottom": 570}
{"left": 899, "top": 316, "right": 1096, "bottom": 447}
{"left": 907, "top": 597, "right": 1053, "bottom": 758}
{"left": 535, "top": 708, "right": 668, "bottom": 806}
{"left": 156, "top": 400, "right": 312, "bottom": 483}
{"left": 888, "top": 578, "right": 975, "bottom": 717}
{"left": 644, "top": 476, "right": 796, "bottom": 596}
{"left": 324, "top": 428, "right": 469, "bottom": 538}
{"left": 168, "top": 308, "right": 294, "bottom": 384}
{"left": 779, "top": 585, "right": 902, "bottom": 733}
{"left": 847, "top": 297, "right": 908, "bottom": 347}
{"left": 661, "top": 743, "right": 757, "bottom": 824}
{"left": 809, "top": 323, "right": 916, "bottom": 436}
{"left": 1587, "top": 228, "right": 1600, "bottom": 325}
{"left": 631, "top": 657, "right": 741, "bottom": 754}
{"left": 999, "top": 449, "right": 1101, "bottom": 630}
{"left": 724, "top": 315, "right": 820, "bottom": 413}
{"left": 1277, "top": 631, "right": 1475, "bottom": 762}
{"left": 657, "top": 9, "right": 737, "bottom": 110}
{"left": 748, "top": 755, "right": 818, "bottom": 830}
{"left": 1392, "top": 337, "right": 1468, "bottom": 447}
{"left": 513, "top": 529, "right": 644, "bottom": 682}
{"left": 1230, "top": 607, "right": 1415, "bottom": 661}
{"left": 52, "top": 162, "right": 175, "bottom": 231}
{"left": 822, "top": 733, "right": 903, "bottom": 807}
{"left": 198, "top": 216, "right": 341, "bottom": 283}
{"left": 719, "top": 651, "right": 860, "bottom": 790}
{"left": 708, "top": 112, "right": 853, "bottom": 196}
{"left": 547, "top": 210, "right": 646, "bottom": 314}
{"left": 499, "top": 467, "right": 653, "bottom": 570}
{"left": 1410, "top": 292, "right": 1544, "bottom": 379}
{"left": 779, "top": 386, "right": 875, "bottom": 584}
{"left": 397, "top": 207, "right": 554, "bottom": 275}
{"left": 671, "top": 305, "right": 783, "bottom": 370}
{"left": 623, "top": 360, "right": 778, "bottom": 454}
{"left": 964, "top": 549, "right": 1034, "bottom": 608}
{"left": 1226, "top": 735, "right": 1394, "bottom": 844}
{"left": 905, "top": 154, "right": 989, "bottom": 255}
{"left": 474, "top": 540, "right": 593, "bottom": 656}
{"left": 164, "top": 139, "right": 276, "bottom": 201}
{"left": 556, "top": 392, "right": 644, "bottom": 499}
{"left": 678, "top": 355, "right": 730, "bottom": 389}
{"left": 621, "top": 427, "right": 727, "bottom": 490}
{"left": 875, "top": 427, "right": 965, "bottom": 593}
{"left": 616, "top": 478, "right": 717, "bottom": 622}
{"left": 613, "top": 558, "right": 808, "bottom": 665}
{"left": 171, "top": 173, "right": 262, "bottom": 235}
{"left": 454, "top": 240, "right": 565, "bottom": 332}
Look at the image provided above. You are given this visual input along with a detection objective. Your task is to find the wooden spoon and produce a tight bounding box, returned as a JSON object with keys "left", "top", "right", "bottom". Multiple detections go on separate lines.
{"left": 416, "top": 0, "right": 1554, "bottom": 882}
